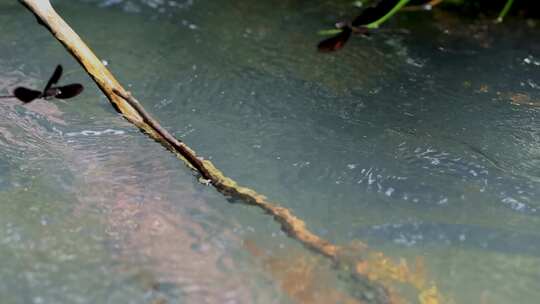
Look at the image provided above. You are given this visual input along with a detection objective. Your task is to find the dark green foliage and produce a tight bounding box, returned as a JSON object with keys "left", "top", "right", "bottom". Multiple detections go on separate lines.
{"left": 318, "top": 0, "right": 538, "bottom": 52}
{"left": 439, "top": 0, "right": 538, "bottom": 18}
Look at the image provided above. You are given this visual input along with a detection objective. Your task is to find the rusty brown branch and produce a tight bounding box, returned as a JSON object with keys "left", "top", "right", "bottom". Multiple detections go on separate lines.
{"left": 18, "top": 0, "right": 343, "bottom": 264}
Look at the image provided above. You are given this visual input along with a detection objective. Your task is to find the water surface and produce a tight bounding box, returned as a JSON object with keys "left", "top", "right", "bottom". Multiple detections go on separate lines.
{"left": 1, "top": 0, "right": 540, "bottom": 303}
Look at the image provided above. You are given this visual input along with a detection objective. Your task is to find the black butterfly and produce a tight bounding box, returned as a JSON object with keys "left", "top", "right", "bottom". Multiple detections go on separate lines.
{"left": 0, "top": 65, "right": 83, "bottom": 103}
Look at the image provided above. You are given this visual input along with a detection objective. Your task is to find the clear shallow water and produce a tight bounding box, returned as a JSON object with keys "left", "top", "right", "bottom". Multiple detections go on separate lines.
{"left": 1, "top": 0, "right": 540, "bottom": 303}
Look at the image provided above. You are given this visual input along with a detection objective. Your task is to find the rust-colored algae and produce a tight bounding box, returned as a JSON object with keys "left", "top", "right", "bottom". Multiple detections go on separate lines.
{"left": 354, "top": 253, "right": 443, "bottom": 304}
{"left": 244, "top": 240, "right": 364, "bottom": 304}
{"left": 20, "top": 1, "right": 447, "bottom": 303}
{"left": 508, "top": 92, "right": 540, "bottom": 106}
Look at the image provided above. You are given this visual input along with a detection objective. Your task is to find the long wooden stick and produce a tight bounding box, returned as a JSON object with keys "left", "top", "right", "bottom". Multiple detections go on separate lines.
{"left": 20, "top": 0, "right": 341, "bottom": 262}
{"left": 19, "top": 1, "right": 444, "bottom": 303}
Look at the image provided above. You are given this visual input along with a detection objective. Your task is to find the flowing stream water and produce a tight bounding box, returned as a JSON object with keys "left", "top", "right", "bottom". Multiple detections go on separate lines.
{"left": 1, "top": 0, "right": 540, "bottom": 303}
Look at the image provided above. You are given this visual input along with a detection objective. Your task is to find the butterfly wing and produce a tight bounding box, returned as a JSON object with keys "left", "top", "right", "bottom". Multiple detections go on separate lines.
{"left": 317, "top": 27, "right": 352, "bottom": 52}
{"left": 55, "top": 84, "right": 84, "bottom": 99}
{"left": 43, "top": 65, "right": 63, "bottom": 93}
{"left": 13, "top": 87, "right": 42, "bottom": 103}
{"left": 318, "top": 0, "right": 395, "bottom": 52}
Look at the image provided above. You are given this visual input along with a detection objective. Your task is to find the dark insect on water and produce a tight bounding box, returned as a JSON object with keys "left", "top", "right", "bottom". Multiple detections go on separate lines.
{"left": 317, "top": 0, "right": 407, "bottom": 52}
{"left": 0, "top": 65, "right": 84, "bottom": 103}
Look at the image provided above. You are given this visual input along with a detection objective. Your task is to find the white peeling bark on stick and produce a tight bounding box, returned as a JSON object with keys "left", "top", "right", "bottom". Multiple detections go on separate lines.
{"left": 18, "top": 1, "right": 445, "bottom": 303}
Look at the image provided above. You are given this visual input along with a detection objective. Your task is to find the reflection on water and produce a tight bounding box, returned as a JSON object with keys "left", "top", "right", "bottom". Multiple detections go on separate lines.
{"left": 1, "top": 0, "right": 540, "bottom": 303}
